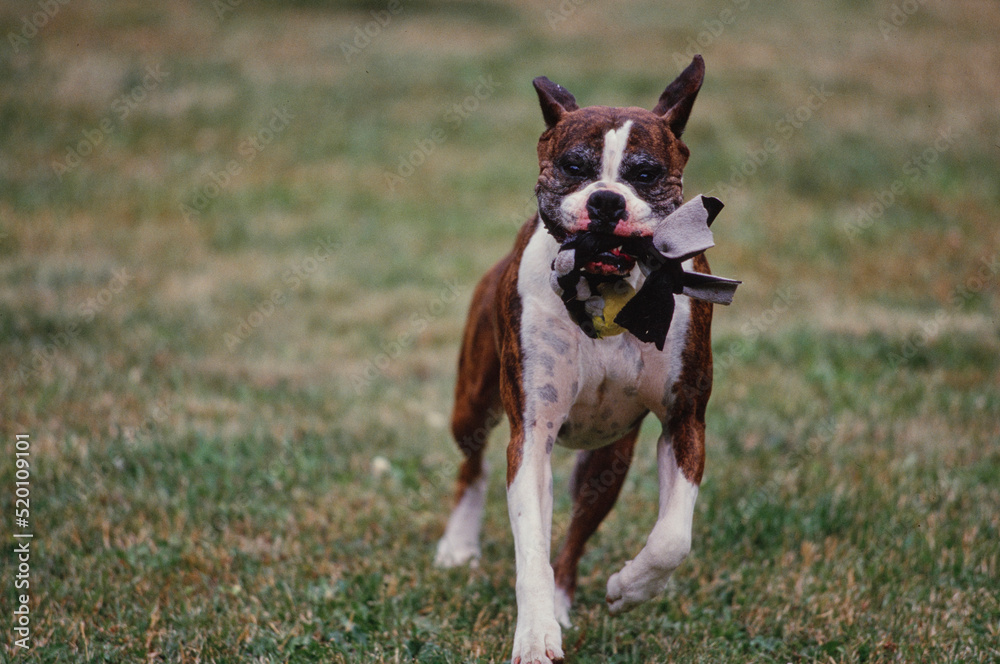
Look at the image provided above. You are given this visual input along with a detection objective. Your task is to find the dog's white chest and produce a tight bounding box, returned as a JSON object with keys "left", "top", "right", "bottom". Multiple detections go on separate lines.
{"left": 559, "top": 335, "right": 650, "bottom": 449}
{"left": 517, "top": 224, "right": 691, "bottom": 450}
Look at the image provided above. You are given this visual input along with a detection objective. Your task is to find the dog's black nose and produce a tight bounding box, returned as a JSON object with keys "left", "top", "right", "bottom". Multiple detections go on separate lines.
{"left": 586, "top": 190, "right": 627, "bottom": 230}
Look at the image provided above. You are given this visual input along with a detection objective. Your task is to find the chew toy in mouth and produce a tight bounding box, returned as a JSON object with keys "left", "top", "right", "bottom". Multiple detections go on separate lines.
{"left": 548, "top": 195, "right": 742, "bottom": 349}
{"left": 583, "top": 245, "right": 637, "bottom": 276}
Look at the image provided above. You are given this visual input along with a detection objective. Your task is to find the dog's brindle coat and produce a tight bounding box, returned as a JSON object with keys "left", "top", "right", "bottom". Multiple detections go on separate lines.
{"left": 436, "top": 57, "right": 712, "bottom": 664}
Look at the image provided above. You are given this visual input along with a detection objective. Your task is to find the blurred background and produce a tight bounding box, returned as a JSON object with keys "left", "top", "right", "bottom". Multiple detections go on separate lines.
{"left": 1, "top": 0, "right": 998, "bottom": 662}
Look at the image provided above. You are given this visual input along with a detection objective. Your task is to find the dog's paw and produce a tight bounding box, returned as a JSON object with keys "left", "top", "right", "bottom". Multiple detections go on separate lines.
{"left": 605, "top": 559, "right": 671, "bottom": 615}
{"left": 553, "top": 587, "right": 573, "bottom": 629}
{"left": 510, "top": 616, "right": 563, "bottom": 664}
{"left": 433, "top": 535, "right": 480, "bottom": 568}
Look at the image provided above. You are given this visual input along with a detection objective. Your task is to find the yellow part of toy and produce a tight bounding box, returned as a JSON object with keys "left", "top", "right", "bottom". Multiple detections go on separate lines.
{"left": 591, "top": 281, "right": 637, "bottom": 338}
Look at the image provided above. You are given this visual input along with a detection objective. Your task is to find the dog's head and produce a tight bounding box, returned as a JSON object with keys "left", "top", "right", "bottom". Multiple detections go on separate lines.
{"left": 533, "top": 56, "right": 705, "bottom": 276}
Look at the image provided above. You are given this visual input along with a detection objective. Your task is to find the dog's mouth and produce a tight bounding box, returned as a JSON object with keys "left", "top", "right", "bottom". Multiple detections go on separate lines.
{"left": 582, "top": 246, "right": 637, "bottom": 276}
{"left": 562, "top": 231, "right": 651, "bottom": 278}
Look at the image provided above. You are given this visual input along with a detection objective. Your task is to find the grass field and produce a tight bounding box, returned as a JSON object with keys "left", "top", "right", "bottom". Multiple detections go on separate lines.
{"left": 1, "top": 0, "right": 999, "bottom": 662}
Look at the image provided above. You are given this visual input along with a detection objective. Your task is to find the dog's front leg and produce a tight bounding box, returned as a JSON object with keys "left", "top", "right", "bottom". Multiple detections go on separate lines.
{"left": 507, "top": 421, "right": 563, "bottom": 664}
{"left": 605, "top": 425, "right": 701, "bottom": 614}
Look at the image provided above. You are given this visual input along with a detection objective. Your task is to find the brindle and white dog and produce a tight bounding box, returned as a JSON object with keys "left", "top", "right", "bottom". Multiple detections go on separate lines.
{"left": 436, "top": 56, "right": 715, "bottom": 664}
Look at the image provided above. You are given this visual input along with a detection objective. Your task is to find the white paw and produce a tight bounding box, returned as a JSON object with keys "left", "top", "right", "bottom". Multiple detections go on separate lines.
{"left": 434, "top": 473, "right": 488, "bottom": 568}
{"left": 433, "top": 536, "right": 480, "bottom": 568}
{"left": 510, "top": 616, "right": 563, "bottom": 664}
{"left": 553, "top": 587, "right": 572, "bottom": 629}
{"left": 605, "top": 559, "right": 672, "bottom": 615}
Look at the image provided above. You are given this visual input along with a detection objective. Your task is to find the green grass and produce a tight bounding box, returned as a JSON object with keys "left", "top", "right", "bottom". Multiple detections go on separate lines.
{"left": 1, "top": 0, "right": 999, "bottom": 662}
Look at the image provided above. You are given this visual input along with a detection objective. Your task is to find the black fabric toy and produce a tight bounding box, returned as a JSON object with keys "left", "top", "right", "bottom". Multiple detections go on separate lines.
{"left": 549, "top": 195, "right": 741, "bottom": 351}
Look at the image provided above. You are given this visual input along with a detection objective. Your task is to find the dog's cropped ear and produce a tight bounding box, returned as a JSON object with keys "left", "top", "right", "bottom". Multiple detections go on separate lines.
{"left": 534, "top": 76, "right": 579, "bottom": 129}
{"left": 652, "top": 55, "right": 705, "bottom": 138}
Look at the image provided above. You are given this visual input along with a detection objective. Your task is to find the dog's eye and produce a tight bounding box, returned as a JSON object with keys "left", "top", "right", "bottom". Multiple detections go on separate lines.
{"left": 559, "top": 157, "right": 592, "bottom": 178}
{"left": 628, "top": 165, "right": 663, "bottom": 185}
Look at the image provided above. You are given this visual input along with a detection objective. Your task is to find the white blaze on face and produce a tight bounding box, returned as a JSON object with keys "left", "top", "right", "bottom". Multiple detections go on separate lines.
{"left": 600, "top": 120, "right": 633, "bottom": 183}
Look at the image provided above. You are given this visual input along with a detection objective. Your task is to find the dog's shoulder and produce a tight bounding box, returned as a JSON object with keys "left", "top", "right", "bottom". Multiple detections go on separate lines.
{"left": 494, "top": 213, "right": 541, "bottom": 304}
{"left": 461, "top": 214, "right": 541, "bottom": 353}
